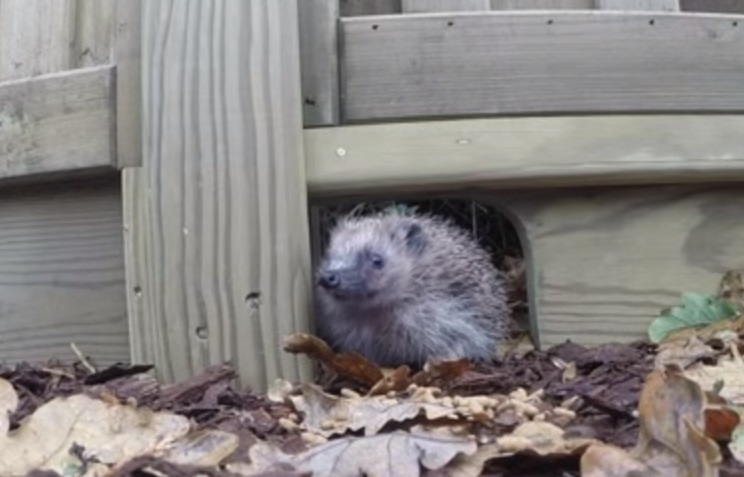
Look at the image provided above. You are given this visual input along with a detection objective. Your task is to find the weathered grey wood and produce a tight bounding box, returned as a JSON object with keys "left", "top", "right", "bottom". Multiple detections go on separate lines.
{"left": 114, "top": 0, "right": 142, "bottom": 167}
{"left": 498, "top": 185, "right": 744, "bottom": 347}
{"left": 298, "top": 0, "right": 340, "bottom": 127}
{"left": 340, "top": 11, "right": 744, "bottom": 121}
{"left": 0, "top": 0, "right": 76, "bottom": 82}
{"left": 129, "top": 0, "right": 313, "bottom": 389}
{"left": 340, "top": 0, "right": 401, "bottom": 16}
{"left": 596, "top": 0, "right": 679, "bottom": 10}
{"left": 0, "top": 177, "right": 129, "bottom": 364}
{"left": 304, "top": 115, "right": 744, "bottom": 195}
{"left": 73, "top": 0, "right": 116, "bottom": 68}
{"left": 491, "top": 0, "right": 594, "bottom": 8}
{"left": 0, "top": 66, "right": 116, "bottom": 182}
{"left": 403, "top": 0, "right": 490, "bottom": 12}
{"left": 680, "top": 0, "right": 744, "bottom": 13}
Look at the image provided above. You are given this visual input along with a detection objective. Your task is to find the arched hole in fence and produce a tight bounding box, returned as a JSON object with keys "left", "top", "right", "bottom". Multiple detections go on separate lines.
{"left": 308, "top": 196, "right": 534, "bottom": 355}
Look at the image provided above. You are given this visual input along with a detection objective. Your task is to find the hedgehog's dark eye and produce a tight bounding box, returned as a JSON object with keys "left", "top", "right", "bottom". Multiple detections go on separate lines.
{"left": 369, "top": 253, "right": 385, "bottom": 269}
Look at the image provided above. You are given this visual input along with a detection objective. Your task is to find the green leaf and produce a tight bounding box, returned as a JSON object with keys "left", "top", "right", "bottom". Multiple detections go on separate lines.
{"left": 648, "top": 292, "right": 738, "bottom": 343}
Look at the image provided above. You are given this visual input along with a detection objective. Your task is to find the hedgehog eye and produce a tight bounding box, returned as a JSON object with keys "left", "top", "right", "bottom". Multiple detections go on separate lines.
{"left": 369, "top": 253, "right": 385, "bottom": 269}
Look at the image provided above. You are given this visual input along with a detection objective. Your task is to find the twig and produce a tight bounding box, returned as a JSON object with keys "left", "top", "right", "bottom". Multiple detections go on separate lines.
{"left": 70, "top": 342, "right": 97, "bottom": 374}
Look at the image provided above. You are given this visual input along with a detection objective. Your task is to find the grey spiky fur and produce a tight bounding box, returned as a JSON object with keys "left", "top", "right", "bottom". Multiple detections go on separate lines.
{"left": 313, "top": 209, "right": 511, "bottom": 368}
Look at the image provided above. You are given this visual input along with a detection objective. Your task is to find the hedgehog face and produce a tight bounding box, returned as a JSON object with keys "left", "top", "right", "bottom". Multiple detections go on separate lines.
{"left": 316, "top": 215, "right": 426, "bottom": 309}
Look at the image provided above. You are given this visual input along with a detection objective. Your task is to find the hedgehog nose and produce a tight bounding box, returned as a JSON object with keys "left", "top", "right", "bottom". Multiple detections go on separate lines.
{"left": 318, "top": 271, "right": 340, "bottom": 290}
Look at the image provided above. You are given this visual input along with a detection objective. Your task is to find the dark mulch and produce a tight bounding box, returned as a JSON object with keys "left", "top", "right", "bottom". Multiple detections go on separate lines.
{"left": 4, "top": 340, "right": 744, "bottom": 477}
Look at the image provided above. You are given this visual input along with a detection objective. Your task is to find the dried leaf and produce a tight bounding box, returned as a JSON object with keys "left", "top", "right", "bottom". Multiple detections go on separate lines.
{"left": 0, "top": 377, "right": 18, "bottom": 434}
{"left": 634, "top": 367, "right": 721, "bottom": 476}
{"left": 160, "top": 429, "right": 240, "bottom": 466}
{"left": 368, "top": 365, "right": 413, "bottom": 396}
{"left": 581, "top": 442, "right": 659, "bottom": 477}
{"left": 0, "top": 393, "right": 192, "bottom": 477}
{"left": 235, "top": 428, "right": 478, "bottom": 477}
{"left": 581, "top": 367, "right": 721, "bottom": 477}
{"left": 684, "top": 344, "right": 744, "bottom": 405}
{"left": 289, "top": 384, "right": 458, "bottom": 438}
{"left": 283, "top": 333, "right": 384, "bottom": 387}
{"left": 412, "top": 359, "right": 473, "bottom": 388}
{"left": 729, "top": 419, "right": 744, "bottom": 464}
{"left": 704, "top": 406, "right": 741, "bottom": 442}
{"left": 655, "top": 335, "right": 716, "bottom": 370}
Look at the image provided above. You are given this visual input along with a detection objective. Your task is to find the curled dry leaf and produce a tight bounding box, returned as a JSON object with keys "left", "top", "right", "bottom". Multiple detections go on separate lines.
{"left": 0, "top": 393, "right": 192, "bottom": 477}
{"left": 283, "top": 333, "right": 384, "bottom": 387}
{"left": 0, "top": 377, "right": 18, "bottom": 434}
{"left": 368, "top": 365, "right": 412, "bottom": 396}
{"left": 684, "top": 342, "right": 744, "bottom": 405}
{"left": 704, "top": 406, "right": 741, "bottom": 442}
{"left": 580, "top": 367, "right": 721, "bottom": 477}
{"left": 288, "top": 383, "right": 458, "bottom": 438}
{"left": 654, "top": 335, "right": 717, "bottom": 370}
{"left": 411, "top": 358, "right": 473, "bottom": 388}
{"left": 282, "top": 333, "right": 475, "bottom": 395}
{"left": 159, "top": 429, "right": 240, "bottom": 466}
{"left": 233, "top": 428, "right": 478, "bottom": 477}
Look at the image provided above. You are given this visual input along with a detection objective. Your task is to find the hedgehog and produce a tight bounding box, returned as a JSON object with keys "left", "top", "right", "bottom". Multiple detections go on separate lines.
{"left": 312, "top": 209, "right": 512, "bottom": 368}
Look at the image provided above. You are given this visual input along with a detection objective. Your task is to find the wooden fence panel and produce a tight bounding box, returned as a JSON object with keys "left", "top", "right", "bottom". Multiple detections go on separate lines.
{"left": 340, "top": 11, "right": 744, "bottom": 122}
{"left": 0, "top": 0, "right": 129, "bottom": 366}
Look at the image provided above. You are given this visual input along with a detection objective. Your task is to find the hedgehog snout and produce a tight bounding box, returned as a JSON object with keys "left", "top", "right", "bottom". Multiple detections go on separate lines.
{"left": 318, "top": 270, "right": 340, "bottom": 290}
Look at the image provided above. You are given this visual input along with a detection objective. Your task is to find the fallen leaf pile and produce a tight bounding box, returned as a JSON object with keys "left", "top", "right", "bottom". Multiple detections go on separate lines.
{"left": 6, "top": 270, "right": 744, "bottom": 476}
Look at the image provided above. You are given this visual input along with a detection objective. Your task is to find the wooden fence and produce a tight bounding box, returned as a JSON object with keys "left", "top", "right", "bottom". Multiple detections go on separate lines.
{"left": 1, "top": 0, "right": 744, "bottom": 392}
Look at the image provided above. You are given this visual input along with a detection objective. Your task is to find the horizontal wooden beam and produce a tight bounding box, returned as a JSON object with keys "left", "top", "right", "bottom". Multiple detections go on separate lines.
{"left": 0, "top": 65, "right": 116, "bottom": 182}
{"left": 305, "top": 115, "right": 744, "bottom": 195}
{"left": 340, "top": 11, "right": 744, "bottom": 122}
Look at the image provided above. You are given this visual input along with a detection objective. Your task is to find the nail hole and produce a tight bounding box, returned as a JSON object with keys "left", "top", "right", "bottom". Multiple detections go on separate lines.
{"left": 547, "top": 19, "right": 553, "bottom": 25}
{"left": 734, "top": 21, "right": 739, "bottom": 27}
{"left": 195, "top": 325, "right": 208, "bottom": 339}
{"left": 447, "top": 21, "right": 454, "bottom": 27}
{"left": 372, "top": 24, "right": 378, "bottom": 30}
{"left": 245, "top": 292, "right": 261, "bottom": 310}
{"left": 133, "top": 286, "right": 142, "bottom": 296}
{"left": 649, "top": 19, "right": 655, "bottom": 25}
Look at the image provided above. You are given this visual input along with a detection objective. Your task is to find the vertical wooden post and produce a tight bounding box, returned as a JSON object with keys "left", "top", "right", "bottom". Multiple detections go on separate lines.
{"left": 125, "top": 0, "right": 313, "bottom": 390}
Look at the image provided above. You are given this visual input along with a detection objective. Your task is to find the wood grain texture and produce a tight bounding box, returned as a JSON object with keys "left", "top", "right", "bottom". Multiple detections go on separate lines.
{"left": 340, "top": 11, "right": 744, "bottom": 121}
{"left": 497, "top": 185, "right": 744, "bottom": 347}
{"left": 73, "top": 0, "right": 115, "bottom": 68}
{"left": 403, "top": 0, "right": 490, "bottom": 12}
{"left": 298, "top": 0, "right": 340, "bottom": 127}
{"left": 490, "top": 0, "right": 594, "bottom": 9}
{"left": 596, "top": 0, "right": 679, "bottom": 10}
{"left": 0, "top": 66, "right": 116, "bottom": 181}
{"left": 0, "top": 0, "right": 76, "bottom": 81}
{"left": 114, "top": 0, "right": 142, "bottom": 167}
{"left": 680, "top": 0, "right": 744, "bottom": 13}
{"left": 340, "top": 0, "right": 401, "bottom": 15}
{"left": 305, "top": 115, "right": 744, "bottom": 195}
{"left": 0, "top": 177, "right": 128, "bottom": 364}
{"left": 130, "top": 0, "right": 313, "bottom": 389}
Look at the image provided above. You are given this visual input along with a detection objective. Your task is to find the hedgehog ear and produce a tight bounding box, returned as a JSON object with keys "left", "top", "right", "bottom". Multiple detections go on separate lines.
{"left": 399, "top": 222, "right": 427, "bottom": 254}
